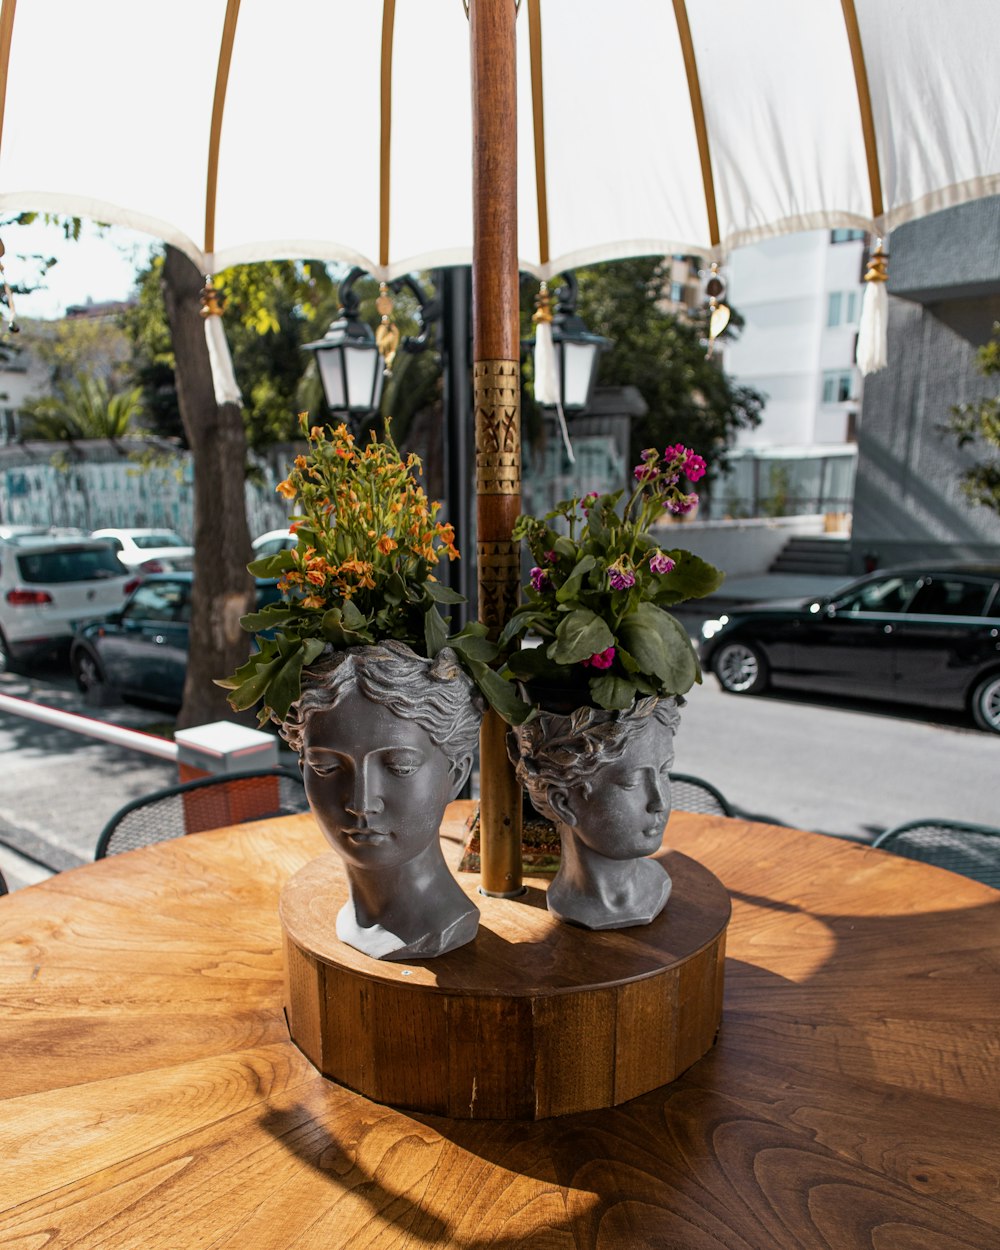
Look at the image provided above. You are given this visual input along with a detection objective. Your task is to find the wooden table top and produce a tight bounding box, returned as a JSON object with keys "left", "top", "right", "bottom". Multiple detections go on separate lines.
{"left": 1, "top": 803, "right": 998, "bottom": 1249}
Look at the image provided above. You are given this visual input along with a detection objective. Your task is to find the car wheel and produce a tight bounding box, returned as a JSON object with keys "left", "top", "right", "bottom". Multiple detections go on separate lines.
{"left": 72, "top": 647, "right": 106, "bottom": 695}
{"left": 970, "top": 672, "right": 1000, "bottom": 734}
{"left": 0, "top": 628, "right": 20, "bottom": 676}
{"left": 714, "top": 639, "right": 769, "bottom": 695}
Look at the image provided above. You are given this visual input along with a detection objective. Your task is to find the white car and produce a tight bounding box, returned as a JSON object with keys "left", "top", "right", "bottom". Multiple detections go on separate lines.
{"left": 251, "top": 528, "right": 296, "bottom": 559}
{"left": 0, "top": 535, "right": 134, "bottom": 672}
{"left": 90, "top": 528, "right": 194, "bottom": 573}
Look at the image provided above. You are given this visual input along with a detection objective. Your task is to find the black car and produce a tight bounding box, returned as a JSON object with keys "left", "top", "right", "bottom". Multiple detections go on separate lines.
{"left": 698, "top": 562, "right": 1000, "bottom": 734}
{"left": 70, "top": 573, "right": 280, "bottom": 709}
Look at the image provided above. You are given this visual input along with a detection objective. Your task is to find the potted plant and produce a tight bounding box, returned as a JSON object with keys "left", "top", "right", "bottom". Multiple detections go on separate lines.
{"left": 501, "top": 443, "right": 724, "bottom": 929}
{"left": 217, "top": 416, "right": 501, "bottom": 961}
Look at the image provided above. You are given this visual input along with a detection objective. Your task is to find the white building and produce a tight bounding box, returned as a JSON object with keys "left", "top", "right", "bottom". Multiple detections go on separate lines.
{"left": 724, "top": 228, "right": 867, "bottom": 448}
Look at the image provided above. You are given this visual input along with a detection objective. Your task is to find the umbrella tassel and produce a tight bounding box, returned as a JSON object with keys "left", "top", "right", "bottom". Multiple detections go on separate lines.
{"left": 856, "top": 241, "right": 889, "bottom": 377}
{"left": 532, "top": 283, "right": 574, "bottom": 463}
{"left": 200, "top": 279, "right": 243, "bottom": 407}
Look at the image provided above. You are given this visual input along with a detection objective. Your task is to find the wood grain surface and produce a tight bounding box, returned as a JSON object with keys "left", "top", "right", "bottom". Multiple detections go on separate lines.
{"left": 281, "top": 848, "right": 729, "bottom": 1118}
{"left": 1, "top": 804, "right": 999, "bottom": 1248}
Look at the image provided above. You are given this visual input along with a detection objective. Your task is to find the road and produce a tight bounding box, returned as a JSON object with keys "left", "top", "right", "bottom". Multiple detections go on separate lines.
{"left": 1, "top": 659, "right": 998, "bottom": 890}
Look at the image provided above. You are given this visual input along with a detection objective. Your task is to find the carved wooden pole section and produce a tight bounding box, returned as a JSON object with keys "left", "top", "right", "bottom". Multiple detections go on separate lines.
{"left": 471, "top": 0, "right": 523, "bottom": 896}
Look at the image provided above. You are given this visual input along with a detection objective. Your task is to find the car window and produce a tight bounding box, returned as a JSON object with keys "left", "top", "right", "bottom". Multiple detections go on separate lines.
{"left": 132, "top": 532, "right": 186, "bottom": 549}
{"left": 836, "top": 576, "right": 920, "bottom": 615}
{"left": 906, "top": 577, "right": 992, "bottom": 617}
{"left": 16, "top": 546, "right": 125, "bottom": 583}
{"left": 124, "top": 581, "right": 189, "bottom": 623}
{"left": 255, "top": 537, "right": 292, "bottom": 557}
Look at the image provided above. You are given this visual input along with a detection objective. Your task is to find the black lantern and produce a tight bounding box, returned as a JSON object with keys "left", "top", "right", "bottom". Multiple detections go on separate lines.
{"left": 303, "top": 266, "right": 384, "bottom": 424}
{"left": 531, "top": 271, "right": 612, "bottom": 413}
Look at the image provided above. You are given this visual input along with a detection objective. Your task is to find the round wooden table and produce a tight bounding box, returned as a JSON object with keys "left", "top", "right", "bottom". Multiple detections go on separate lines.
{"left": 1, "top": 804, "right": 998, "bottom": 1249}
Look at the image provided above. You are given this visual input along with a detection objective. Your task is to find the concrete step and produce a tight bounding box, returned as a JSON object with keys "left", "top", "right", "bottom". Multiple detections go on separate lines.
{"left": 769, "top": 535, "right": 851, "bottom": 576}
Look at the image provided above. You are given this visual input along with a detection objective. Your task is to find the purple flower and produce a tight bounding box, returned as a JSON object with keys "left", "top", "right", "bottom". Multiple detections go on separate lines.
{"left": 581, "top": 645, "right": 616, "bottom": 670}
{"left": 545, "top": 549, "right": 558, "bottom": 564}
{"left": 608, "top": 561, "right": 636, "bottom": 591}
{"left": 633, "top": 463, "right": 656, "bottom": 482}
{"left": 666, "top": 492, "right": 699, "bottom": 516}
{"left": 529, "top": 566, "right": 549, "bottom": 591}
{"left": 649, "top": 551, "right": 676, "bottom": 575}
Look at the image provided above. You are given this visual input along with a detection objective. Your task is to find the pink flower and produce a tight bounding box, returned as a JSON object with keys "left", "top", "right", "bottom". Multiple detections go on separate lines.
{"left": 608, "top": 561, "right": 636, "bottom": 591}
{"left": 581, "top": 646, "right": 616, "bottom": 670}
{"left": 545, "top": 549, "right": 558, "bottom": 564}
{"left": 529, "top": 566, "right": 549, "bottom": 591}
{"left": 666, "top": 492, "right": 699, "bottom": 515}
{"left": 663, "top": 443, "right": 707, "bottom": 482}
{"left": 649, "top": 551, "right": 676, "bottom": 575}
{"left": 633, "top": 463, "right": 656, "bottom": 482}
{"left": 581, "top": 491, "right": 599, "bottom": 513}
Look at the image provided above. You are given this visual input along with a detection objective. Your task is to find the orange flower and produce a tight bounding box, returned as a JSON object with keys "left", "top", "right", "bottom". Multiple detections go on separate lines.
{"left": 376, "top": 535, "right": 397, "bottom": 556}
{"left": 306, "top": 570, "right": 325, "bottom": 586}
{"left": 294, "top": 455, "right": 308, "bottom": 469}
{"left": 276, "top": 479, "right": 296, "bottom": 500}
{"left": 301, "top": 595, "right": 325, "bottom": 609}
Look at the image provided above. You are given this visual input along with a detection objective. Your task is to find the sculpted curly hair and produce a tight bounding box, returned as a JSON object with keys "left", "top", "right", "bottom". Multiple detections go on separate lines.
{"left": 282, "top": 641, "right": 483, "bottom": 772}
{"left": 509, "top": 696, "right": 681, "bottom": 823}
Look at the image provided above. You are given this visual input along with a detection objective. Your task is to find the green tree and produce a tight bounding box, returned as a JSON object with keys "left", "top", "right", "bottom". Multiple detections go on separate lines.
{"left": 946, "top": 323, "right": 1000, "bottom": 516}
{"left": 540, "top": 257, "right": 764, "bottom": 475}
{"left": 22, "top": 375, "right": 145, "bottom": 440}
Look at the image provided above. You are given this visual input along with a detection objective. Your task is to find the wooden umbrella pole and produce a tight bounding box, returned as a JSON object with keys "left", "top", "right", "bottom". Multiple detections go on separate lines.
{"left": 470, "top": 0, "right": 523, "bottom": 897}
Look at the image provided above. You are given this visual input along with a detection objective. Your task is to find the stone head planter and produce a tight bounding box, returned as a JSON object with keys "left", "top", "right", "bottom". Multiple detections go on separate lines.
{"left": 282, "top": 641, "right": 484, "bottom": 961}
{"left": 509, "top": 695, "right": 682, "bottom": 930}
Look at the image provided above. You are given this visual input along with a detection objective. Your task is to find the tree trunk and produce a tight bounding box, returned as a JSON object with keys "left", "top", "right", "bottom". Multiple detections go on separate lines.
{"left": 161, "top": 245, "right": 254, "bottom": 730}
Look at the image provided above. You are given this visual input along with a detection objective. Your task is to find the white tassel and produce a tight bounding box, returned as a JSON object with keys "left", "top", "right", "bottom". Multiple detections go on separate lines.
{"left": 856, "top": 278, "right": 888, "bottom": 376}
{"left": 534, "top": 318, "right": 559, "bottom": 406}
{"left": 204, "top": 313, "right": 243, "bottom": 407}
{"left": 553, "top": 398, "right": 576, "bottom": 466}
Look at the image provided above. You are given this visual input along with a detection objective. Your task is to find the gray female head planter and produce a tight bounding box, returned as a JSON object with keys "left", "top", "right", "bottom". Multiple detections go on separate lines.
{"left": 284, "top": 642, "right": 484, "bottom": 961}
{"left": 510, "top": 696, "right": 681, "bottom": 930}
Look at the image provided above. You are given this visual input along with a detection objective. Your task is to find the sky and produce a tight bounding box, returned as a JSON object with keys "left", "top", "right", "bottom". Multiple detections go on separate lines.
{"left": 2, "top": 218, "right": 155, "bottom": 321}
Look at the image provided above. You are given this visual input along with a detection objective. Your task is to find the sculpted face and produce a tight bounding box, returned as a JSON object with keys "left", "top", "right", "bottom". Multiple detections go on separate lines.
{"left": 560, "top": 715, "right": 674, "bottom": 860}
{"left": 301, "top": 688, "right": 462, "bottom": 869}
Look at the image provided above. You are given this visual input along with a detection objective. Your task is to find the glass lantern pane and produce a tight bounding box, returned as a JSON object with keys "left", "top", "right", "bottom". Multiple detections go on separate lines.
{"left": 344, "top": 345, "right": 380, "bottom": 413}
{"left": 316, "top": 349, "right": 346, "bottom": 411}
{"left": 562, "top": 342, "right": 597, "bottom": 410}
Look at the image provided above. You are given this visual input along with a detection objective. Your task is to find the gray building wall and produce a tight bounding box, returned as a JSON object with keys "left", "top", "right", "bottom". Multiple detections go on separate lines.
{"left": 851, "top": 199, "right": 1000, "bottom": 572}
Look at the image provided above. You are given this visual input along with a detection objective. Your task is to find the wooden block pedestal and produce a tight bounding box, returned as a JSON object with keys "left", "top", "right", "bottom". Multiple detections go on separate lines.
{"left": 280, "top": 845, "right": 730, "bottom": 1120}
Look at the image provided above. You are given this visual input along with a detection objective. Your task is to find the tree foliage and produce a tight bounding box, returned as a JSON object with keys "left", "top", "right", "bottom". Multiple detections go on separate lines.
{"left": 946, "top": 323, "right": 1000, "bottom": 516}
{"left": 22, "top": 375, "right": 144, "bottom": 440}
{"left": 534, "top": 257, "right": 764, "bottom": 474}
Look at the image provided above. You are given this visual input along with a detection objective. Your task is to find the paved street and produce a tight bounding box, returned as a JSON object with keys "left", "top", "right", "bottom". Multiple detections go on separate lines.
{"left": 2, "top": 647, "right": 997, "bottom": 891}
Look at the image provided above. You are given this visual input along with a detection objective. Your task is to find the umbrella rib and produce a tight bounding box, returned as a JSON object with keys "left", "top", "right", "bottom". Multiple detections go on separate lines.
{"left": 205, "top": 0, "right": 242, "bottom": 262}
{"left": 671, "top": 0, "right": 720, "bottom": 250}
{"left": 840, "top": 0, "right": 884, "bottom": 223}
{"left": 380, "top": 0, "right": 396, "bottom": 271}
{"left": 0, "top": 0, "right": 16, "bottom": 162}
{"left": 527, "top": 0, "right": 549, "bottom": 268}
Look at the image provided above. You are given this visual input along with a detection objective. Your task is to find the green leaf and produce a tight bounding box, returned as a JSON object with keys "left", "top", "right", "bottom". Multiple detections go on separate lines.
{"left": 239, "top": 603, "right": 302, "bottom": 632}
{"left": 549, "top": 608, "right": 615, "bottom": 665}
{"left": 555, "top": 554, "right": 596, "bottom": 603}
{"left": 466, "top": 659, "right": 533, "bottom": 725}
{"left": 617, "top": 602, "right": 701, "bottom": 693}
{"left": 589, "top": 673, "right": 639, "bottom": 710}
{"left": 504, "top": 646, "right": 552, "bottom": 680}
{"left": 651, "top": 551, "right": 725, "bottom": 605}
{"left": 215, "top": 645, "right": 283, "bottom": 711}
{"left": 497, "top": 611, "right": 544, "bottom": 649}
{"left": 448, "top": 623, "right": 499, "bottom": 664}
{"left": 383, "top": 572, "right": 407, "bottom": 606}
{"left": 424, "top": 605, "right": 448, "bottom": 657}
{"left": 425, "top": 580, "right": 466, "bottom": 605}
{"left": 247, "top": 550, "right": 295, "bottom": 578}
{"left": 341, "top": 599, "right": 368, "bottom": 630}
{"left": 266, "top": 636, "right": 327, "bottom": 721}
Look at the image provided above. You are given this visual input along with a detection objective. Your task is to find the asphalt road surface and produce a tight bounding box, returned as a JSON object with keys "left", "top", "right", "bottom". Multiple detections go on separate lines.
{"left": 1, "top": 659, "right": 998, "bottom": 890}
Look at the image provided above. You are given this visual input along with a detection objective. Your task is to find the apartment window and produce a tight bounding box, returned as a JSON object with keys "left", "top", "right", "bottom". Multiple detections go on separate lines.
{"left": 822, "top": 370, "right": 855, "bottom": 403}
{"left": 827, "top": 290, "right": 859, "bottom": 327}
{"left": 830, "top": 228, "right": 867, "bottom": 244}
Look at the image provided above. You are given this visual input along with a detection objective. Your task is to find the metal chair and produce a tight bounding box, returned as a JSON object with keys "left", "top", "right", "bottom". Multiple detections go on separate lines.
{"left": 670, "top": 773, "right": 735, "bottom": 817}
{"left": 95, "top": 768, "right": 309, "bottom": 859}
{"left": 871, "top": 819, "right": 1000, "bottom": 889}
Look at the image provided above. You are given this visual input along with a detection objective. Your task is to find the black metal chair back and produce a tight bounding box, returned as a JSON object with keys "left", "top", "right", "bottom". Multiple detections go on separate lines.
{"left": 95, "top": 768, "right": 309, "bottom": 859}
{"left": 872, "top": 819, "right": 1000, "bottom": 889}
{"left": 670, "top": 773, "right": 735, "bottom": 817}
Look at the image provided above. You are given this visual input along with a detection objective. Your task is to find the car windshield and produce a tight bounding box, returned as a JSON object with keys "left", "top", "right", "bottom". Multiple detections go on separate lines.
{"left": 124, "top": 581, "right": 190, "bottom": 622}
{"left": 16, "top": 546, "right": 125, "bottom": 583}
{"left": 132, "top": 532, "right": 186, "bottom": 549}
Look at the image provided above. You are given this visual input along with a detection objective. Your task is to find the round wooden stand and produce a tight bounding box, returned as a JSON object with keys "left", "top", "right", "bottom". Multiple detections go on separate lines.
{"left": 281, "top": 845, "right": 730, "bottom": 1121}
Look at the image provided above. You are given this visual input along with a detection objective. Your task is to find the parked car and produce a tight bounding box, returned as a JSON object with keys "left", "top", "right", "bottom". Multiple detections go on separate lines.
{"left": 90, "top": 528, "right": 194, "bottom": 573}
{"left": 251, "top": 528, "right": 295, "bottom": 559}
{"left": 70, "top": 573, "right": 280, "bottom": 708}
{"left": 0, "top": 535, "right": 134, "bottom": 672}
{"left": 699, "top": 562, "right": 1000, "bottom": 734}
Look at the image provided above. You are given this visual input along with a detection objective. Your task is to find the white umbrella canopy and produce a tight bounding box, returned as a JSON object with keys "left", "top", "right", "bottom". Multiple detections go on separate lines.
{"left": 0, "top": 0, "right": 997, "bottom": 280}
